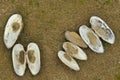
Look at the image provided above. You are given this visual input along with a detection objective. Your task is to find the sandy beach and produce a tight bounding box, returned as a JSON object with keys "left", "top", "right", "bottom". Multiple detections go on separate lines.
{"left": 0, "top": 0, "right": 120, "bottom": 80}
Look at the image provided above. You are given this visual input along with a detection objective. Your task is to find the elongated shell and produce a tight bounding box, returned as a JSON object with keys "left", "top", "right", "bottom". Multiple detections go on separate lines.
{"left": 79, "top": 25, "right": 104, "bottom": 53}
{"left": 12, "top": 44, "right": 26, "bottom": 76}
{"left": 65, "top": 31, "right": 87, "bottom": 48}
{"left": 63, "top": 42, "right": 87, "bottom": 60}
{"left": 26, "top": 42, "right": 40, "bottom": 75}
{"left": 90, "top": 16, "right": 115, "bottom": 44}
{"left": 58, "top": 50, "right": 80, "bottom": 71}
{"left": 4, "top": 14, "right": 23, "bottom": 49}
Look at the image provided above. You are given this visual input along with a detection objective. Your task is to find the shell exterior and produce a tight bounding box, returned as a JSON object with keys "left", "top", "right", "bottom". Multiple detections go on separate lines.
{"left": 79, "top": 25, "right": 104, "bottom": 53}
{"left": 26, "top": 42, "right": 40, "bottom": 75}
{"left": 12, "top": 44, "right": 26, "bottom": 76}
{"left": 63, "top": 42, "right": 87, "bottom": 60}
{"left": 4, "top": 14, "right": 23, "bottom": 49}
{"left": 90, "top": 16, "right": 115, "bottom": 44}
{"left": 58, "top": 50, "right": 80, "bottom": 71}
{"left": 65, "top": 31, "right": 87, "bottom": 48}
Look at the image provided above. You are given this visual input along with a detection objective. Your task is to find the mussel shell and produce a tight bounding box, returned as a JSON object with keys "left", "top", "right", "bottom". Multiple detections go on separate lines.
{"left": 90, "top": 16, "right": 115, "bottom": 44}
{"left": 26, "top": 42, "right": 40, "bottom": 75}
{"left": 58, "top": 50, "right": 80, "bottom": 71}
{"left": 65, "top": 31, "right": 87, "bottom": 48}
{"left": 12, "top": 44, "right": 26, "bottom": 76}
{"left": 79, "top": 25, "right": 104, "bottom": 53}
{"left": 4, "top": 14, "right": 23, "bottom": 49}
{"left": 63, "top": 42, "right": 87, "bottom": 60}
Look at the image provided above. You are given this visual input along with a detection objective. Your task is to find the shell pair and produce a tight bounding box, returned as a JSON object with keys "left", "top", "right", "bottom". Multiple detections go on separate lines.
{"left": 58, "top": 16, "right": 115, "bottom": 71}
{"left": 79, "top": 16, "right": 115, "bottom": 53}
{"left": 58, "top": 42, "right": 87, "bottom": 71}
{"left": 12, "top": 43, "right": 40, "bottom": 76}
{"left": 3, "top": 14, "right": 41, "bottom": 76}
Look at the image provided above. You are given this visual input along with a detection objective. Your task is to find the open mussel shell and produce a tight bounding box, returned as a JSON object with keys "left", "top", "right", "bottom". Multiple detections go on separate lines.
{"left": 4, "top": 14, "right": 23, "bottom": 49}
{"left": 58, "top": 50, "right": 80, "bottom": 71}
{"left": 26, "top": 42, "right": 40, "bottom": 75}
{"left": 63, "top": 42, "right": 87, "bottom": 60}
{"left": 79, "top": 25, "right": 104, "bottom": 53}
{"left": 90, "top": 16, "right": 115, "bottom": 44}
{"left": 12, "top": 44, "right": 26, "bottom": 76}
{"left": 65, "top": 31, "right": 87, "bottom": 48}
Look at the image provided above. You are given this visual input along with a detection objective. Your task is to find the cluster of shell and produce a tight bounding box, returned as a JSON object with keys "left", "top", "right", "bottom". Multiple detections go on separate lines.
{"left": 58, "top": 16, "right": 115, "bottom": 71}
{"left": 3, "top": 14, "right": 41, "bottom": 76}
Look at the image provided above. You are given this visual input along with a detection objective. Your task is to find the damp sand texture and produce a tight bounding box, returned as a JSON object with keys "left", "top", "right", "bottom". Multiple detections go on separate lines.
{"left": 0, "top": 0, "right": 120, "bottom": 80}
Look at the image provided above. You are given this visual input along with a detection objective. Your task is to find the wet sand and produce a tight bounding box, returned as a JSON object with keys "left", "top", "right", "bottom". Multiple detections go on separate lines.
{"left": 0, "top": 0, "right": 120, "bottom": 80}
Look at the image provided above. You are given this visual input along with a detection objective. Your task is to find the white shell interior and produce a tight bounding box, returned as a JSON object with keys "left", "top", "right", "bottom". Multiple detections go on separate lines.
{"left": 58, "top": 50, "right": 80, "bottom": 71}
{"left": 4, "top": 14, "right": 23, "bottom": 49}
{"left": 79, "top": 25, "right": 104, "bottom": 53}
{"left": 90, "top": 16, "right": 115, "bottom": 44}
{"left": 26, "top": 42, "right": 40, "bottom": 75}
{"left": 12, "top": 44, "right": 26, "bottom": 76}
{"left": 63, "top": 42, "right": 87, "bottom": 60}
